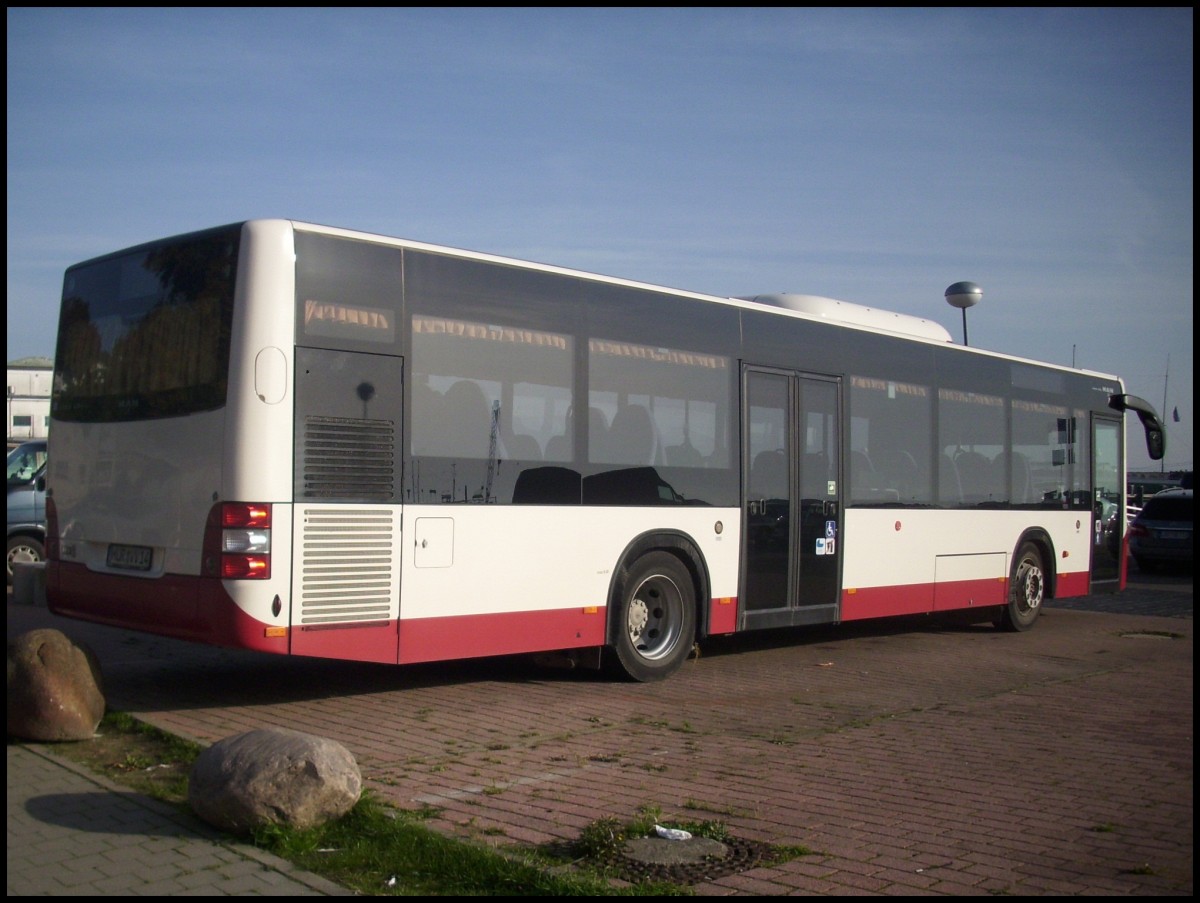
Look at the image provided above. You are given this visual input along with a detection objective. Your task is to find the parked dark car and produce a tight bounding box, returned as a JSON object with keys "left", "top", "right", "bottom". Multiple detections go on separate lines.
{"left": 7, "top": 439, "right": 47, "bottom": 585}
{"left": 1128, "top": 488, "right": 1194, "bottom": 572}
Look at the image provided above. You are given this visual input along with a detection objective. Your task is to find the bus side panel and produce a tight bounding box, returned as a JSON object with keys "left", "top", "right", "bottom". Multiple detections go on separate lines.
{"left": 390, "top": 505, "right": 739, "bottom": 665}
{"left": 840, "top": 509, "right": 1092, "bottom": 620}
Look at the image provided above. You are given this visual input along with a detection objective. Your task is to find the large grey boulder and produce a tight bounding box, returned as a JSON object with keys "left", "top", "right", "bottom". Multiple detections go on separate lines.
{"left": 7, "top": 628, "right": 106, "bottom": 741}
{"left": 189, "top": 727, "right": 362, "bottom": 834}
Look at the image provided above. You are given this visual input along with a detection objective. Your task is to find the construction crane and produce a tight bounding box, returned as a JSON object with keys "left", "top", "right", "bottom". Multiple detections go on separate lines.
{"left": 484, "top": 399, "right": 500, "bottom": 502}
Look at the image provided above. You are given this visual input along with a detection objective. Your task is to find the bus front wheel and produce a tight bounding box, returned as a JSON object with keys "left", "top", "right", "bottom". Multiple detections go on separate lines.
{"left": 608, "top": 551, "right": 696, "bottom": 682}
{"left": 997, "top": 542, "right": 1045, "bottom": 632}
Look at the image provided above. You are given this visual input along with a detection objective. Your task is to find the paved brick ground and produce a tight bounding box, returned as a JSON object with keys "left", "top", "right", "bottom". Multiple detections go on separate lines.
{"left": 6, "top": 743, "right": 349, "bottom": 896}
{"left": 8, "top": 580, "right": 1193, "bottom": 896}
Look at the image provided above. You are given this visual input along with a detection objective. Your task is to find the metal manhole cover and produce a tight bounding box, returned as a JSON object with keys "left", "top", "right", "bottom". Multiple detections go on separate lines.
{"left": 605, "top": 834, "right": 776, "bottom": 885}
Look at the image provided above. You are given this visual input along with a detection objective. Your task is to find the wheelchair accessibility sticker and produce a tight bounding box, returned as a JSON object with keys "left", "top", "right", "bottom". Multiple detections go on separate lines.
{"left": 816, "top": 520, "right": 838, "bottom": 556}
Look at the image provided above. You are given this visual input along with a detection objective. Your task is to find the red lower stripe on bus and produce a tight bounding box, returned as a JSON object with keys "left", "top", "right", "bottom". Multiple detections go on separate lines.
{"left": 841, "top": 577, "right": 1006, "bottom": 621}
{"left": 397, "top": 607, "right": 607, "bottom": 665}
{"left": 1054, "top": 570, "right": 1091, "bottom": 598}
{"left": 45, "top": 562, "right": 289, "bottom": 655}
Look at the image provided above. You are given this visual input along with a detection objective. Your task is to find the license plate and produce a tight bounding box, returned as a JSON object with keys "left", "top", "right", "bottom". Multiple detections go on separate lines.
{"left": 106, "top": 543, "right": 153, "bottom": 571}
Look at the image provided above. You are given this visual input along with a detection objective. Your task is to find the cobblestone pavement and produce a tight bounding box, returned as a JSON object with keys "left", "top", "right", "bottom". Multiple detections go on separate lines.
{"left": 8, "top": 573, "right": 1192, "bottom": 896}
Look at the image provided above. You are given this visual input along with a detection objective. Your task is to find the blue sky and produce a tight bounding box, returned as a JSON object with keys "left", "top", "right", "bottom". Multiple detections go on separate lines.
{"left": 7, "top": 8, "right": 1192, "bottom": 470}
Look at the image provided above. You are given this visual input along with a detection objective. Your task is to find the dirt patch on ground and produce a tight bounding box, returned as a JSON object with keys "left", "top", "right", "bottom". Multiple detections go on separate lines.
{"left": 26, "top": 714, "right": 197, "bottom": 805}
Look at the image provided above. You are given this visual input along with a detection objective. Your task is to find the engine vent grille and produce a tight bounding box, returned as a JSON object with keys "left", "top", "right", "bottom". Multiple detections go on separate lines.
{"left": 298, "top": 508, "right": 397, "bottom": 625}
{"left": 301, "top": 416, "right": 396, "bottom": 501}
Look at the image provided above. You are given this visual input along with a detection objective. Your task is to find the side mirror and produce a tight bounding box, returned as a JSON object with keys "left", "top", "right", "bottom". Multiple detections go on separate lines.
{"left": 1108, "top": 394, "right": 1166, "bottom": 461}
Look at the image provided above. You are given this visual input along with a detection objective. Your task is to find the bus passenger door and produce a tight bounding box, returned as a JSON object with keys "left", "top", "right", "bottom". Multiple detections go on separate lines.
{"left": 1090, "top": 416, "right": 1123, "bottom": 586}
{"left": 742, "top": 368, "right": 841, "bottom": 627}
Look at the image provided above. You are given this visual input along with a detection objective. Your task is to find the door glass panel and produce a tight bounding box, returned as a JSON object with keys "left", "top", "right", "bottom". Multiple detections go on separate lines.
{"left": 798, "top": 379, "right": 839, "bottom": 606}
{"left": 744, "top": 372, "right": 790, "bottom": 612}
{"left": 1091, "top": 418, "right": 1122, "bottom": 583}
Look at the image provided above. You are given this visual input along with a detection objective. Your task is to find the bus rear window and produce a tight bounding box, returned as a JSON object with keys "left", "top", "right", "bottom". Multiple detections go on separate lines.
{"left": 52, "top": 226, "right": 240, "bottom": 422}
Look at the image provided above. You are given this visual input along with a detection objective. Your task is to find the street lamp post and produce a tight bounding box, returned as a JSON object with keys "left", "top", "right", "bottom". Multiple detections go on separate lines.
{"left": 945, "top": 281, "right": 982, "bottom": 346}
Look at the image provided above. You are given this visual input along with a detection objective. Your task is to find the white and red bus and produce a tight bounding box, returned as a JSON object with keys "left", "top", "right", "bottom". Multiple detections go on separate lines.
{"left": 45, "top": 220, "right": 1165, "bottom": 680}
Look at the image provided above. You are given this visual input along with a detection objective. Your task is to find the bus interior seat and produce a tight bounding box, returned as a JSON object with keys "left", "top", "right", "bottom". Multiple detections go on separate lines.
{"left": 605, "top": 404, "right": 657, "bottom": 466}
{"left": 543, "top": 406, "right": 581, "bottom": 462}
{"left": 939, "top": 453, "right": 963, "bottom": 504}
{"left": 500, "top": 427, "right": 542, "bottom": 462}
{"left": 751, "top": 450, "right": 787, "bottom": 497}
{"left": 801, "top": 452, "right": 829, "bottom": 499}
{"left": 1010, "top": 451, "right": 1032, "bottom": 503}
{"left": 410, "top": 381, "right": 440, "bottom": 456}
{"left": 954, "top": 450, "right": 999, "bottom": 502}
{"left": 666, "top": 439, "right": 704, "bottom": 467}
{"left": 441, "top": 380, "right": 491, "bottom": 458}
{"left": 849, "top": 450, "right": 873, "bottom": 496}
{"left": 993, "top": 451, "right": 1032, "bottom": 504}
{"left": 585, "top": 407, "right": 612, "bottom": 461}
{"left": 876, "top": 448, "right": 919, "bottom": 499}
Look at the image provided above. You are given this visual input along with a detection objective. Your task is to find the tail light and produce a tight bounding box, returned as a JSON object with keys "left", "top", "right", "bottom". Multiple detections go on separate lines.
{"left": 205, "top": 503, "right": 272, "bottom": 579}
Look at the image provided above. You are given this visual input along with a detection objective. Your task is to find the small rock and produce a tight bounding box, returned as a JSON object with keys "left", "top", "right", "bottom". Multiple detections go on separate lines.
{"left": 7, "top": 628, "right": 105, "bottom": 741}
{"left": 189, "top": 727, "right": 361, "bottom": 834}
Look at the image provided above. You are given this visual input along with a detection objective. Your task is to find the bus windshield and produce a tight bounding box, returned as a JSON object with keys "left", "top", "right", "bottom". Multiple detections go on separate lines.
{"left": 51, "top": 225, "right": 241, "bottom": 422}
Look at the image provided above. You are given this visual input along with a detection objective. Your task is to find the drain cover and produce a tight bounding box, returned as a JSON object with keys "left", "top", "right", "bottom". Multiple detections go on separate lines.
{"left": 624, "top": 835, "right": 728, "bottom": 865}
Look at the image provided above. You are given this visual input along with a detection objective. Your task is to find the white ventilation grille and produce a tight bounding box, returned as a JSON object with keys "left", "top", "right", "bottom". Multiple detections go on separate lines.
{"left": 298, "top": 507, "right": 398, "bottom": 624}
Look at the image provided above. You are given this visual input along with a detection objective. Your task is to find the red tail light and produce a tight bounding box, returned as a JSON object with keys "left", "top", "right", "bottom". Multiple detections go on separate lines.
{"left": 221, "top": 554, "right": 271, "bottom": 580}
{"left": 221, "top": 503, "right": 272, "bottom": 529}
{"left": 205, "top": 502, "right": 272, "bottom": 579}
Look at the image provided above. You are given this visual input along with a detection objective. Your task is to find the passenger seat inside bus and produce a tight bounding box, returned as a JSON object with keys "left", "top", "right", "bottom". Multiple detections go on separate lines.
{"left": 992, "top": 451, "right": 1033, "bottom": 504}
{"left": 939, "top": 453, "right": 963, "bottom": 505}
{"left": 603, "top": 404, "right": 658, "bottom": 466}
{"left": 750, "top": 450, "right": 787, "bottom": 506}
{"left": 665, "top": 436, "right": 704, "bottom": 467}
{"left": 875, "top": 448, "right": 920, "bottom": 501}
{"left": 441, "top": 380, "right": 491, "bottom": 459}
{"left": 954, "top": 450, "right": 1000, "bottom": 503}
{"left": 500, "top": 423, "right": 542, "bottom": 462}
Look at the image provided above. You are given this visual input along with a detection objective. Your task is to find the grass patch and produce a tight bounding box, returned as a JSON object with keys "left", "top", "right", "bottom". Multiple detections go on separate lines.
{"left": 31, "top": 712, "right": 690, "bottom": 895}
{"left": 252, "top": 793, "right": 666, "bottom": 896}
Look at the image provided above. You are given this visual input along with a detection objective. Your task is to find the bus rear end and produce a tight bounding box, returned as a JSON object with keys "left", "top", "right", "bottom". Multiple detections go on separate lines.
{"left": 46, "top": 221, "right": 298, "bottom": 654}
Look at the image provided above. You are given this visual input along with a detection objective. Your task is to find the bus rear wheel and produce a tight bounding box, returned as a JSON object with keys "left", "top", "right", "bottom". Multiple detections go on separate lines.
{"left": 608, "top": 551, "right": 696, "bottom": 682}
{"left": 997, "top": 541, "right": 1045, "bottom": 632}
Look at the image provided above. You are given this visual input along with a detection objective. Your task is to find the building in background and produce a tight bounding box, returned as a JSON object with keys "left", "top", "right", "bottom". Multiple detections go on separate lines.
{"left": 7, "top": 357, "right": 53, "bottom": 447}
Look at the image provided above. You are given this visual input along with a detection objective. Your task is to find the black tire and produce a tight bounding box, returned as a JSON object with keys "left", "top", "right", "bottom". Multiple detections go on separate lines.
{"left": 607, "top": 551, "right": 697, "bottom": 682}
{"left": 1134, "top": 557, "right": 1159, "bottom": 574}
{"left": 7, "top": 535, "right": 45, "bottom": 586}
{"left": 997, "top": 541, "right": 1045, "bottom": 632}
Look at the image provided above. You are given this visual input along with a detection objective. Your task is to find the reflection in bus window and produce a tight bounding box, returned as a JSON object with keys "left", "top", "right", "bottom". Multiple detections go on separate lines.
{"left": 849, "top": 376, "right": 932, "bottom": 505}
{"left": 1011, "top": 399, "right": 1071, "bottom": 505}
{"left": 411, "top": 315, "right": 573, "bottom": 461}
{"left": 939, "top": 388, "right": 1005, "bottom": 505}
{"left": 588, "top": 338, "right": 731, "bottom": 469}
